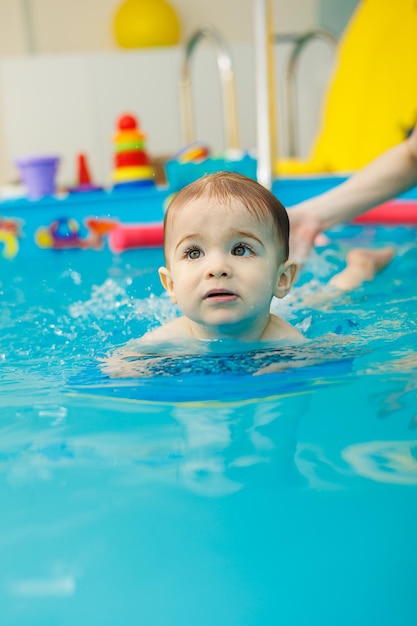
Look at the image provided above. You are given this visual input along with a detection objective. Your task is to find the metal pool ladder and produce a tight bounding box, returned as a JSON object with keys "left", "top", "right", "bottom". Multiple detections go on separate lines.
{"left": 179, "top": 26, "right": 240, "bottom": 151}
{"left": 282, "top": 28, "right": 338, "bottom": 158}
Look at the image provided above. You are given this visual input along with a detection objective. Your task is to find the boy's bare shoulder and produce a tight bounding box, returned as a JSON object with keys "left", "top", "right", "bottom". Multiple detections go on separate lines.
{"left": 100, "top": 317, "right": 192, "bottom": 378}
{"left": 101, "top": 314, "right": 305, "bottom": 379}
{"left": 264, "top": 314, "right": 306, "bottom": 344}
{"left": 141, "top": 316, "right": 190, "bottom": 343}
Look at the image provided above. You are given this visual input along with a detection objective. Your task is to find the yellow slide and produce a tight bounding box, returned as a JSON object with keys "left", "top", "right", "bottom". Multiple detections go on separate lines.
{"left": 277, "top": 0, "right": 417, "bottom": 175}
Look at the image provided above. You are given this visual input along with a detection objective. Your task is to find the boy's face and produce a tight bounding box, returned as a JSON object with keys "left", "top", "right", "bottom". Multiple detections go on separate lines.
{"left": 159, "top": 195, "right": 296, "bottom": 340}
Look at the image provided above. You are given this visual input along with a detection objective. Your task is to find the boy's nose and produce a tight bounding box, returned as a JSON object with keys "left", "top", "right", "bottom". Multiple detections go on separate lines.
{"left": 206, "top": 253, "right": 231, "bottom": 278}
{"left": 208, "top": 268, "right": 229, "bottom": 278}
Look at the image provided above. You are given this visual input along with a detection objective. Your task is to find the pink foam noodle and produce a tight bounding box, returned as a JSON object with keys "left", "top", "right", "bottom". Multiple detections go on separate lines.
{"left": 353, "top": 200, "right": 417, "bottom": 224}
{"left": 108, "top": 222, "right": 164, "bottom": 253}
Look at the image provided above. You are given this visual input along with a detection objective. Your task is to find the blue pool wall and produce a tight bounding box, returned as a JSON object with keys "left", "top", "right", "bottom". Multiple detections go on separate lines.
{"left": 1, "top": 174, "right": 417, "bottom": 262}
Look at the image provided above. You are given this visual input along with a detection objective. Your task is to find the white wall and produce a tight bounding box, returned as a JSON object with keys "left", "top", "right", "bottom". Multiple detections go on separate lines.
{"left": 0, "top": 0, "right": 316, "bottom": 54}
{"left": 0, "top": 38, "right": 336, "bottom": 188}
{"left": 1, "top": 0, "right": 338, "bottom": 187}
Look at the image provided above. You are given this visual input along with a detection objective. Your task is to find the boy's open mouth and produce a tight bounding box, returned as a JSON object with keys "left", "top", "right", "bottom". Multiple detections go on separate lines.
{"left": 204, "top": 289, "right": 237, "bottom": 300}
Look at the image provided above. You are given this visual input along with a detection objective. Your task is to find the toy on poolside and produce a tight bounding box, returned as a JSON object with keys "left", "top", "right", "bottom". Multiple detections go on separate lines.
{"left": 0, "top": 217, "right": 23, "bottom": 259}
{"left": 69, "top": 153, "right": 103, "bottom": 193}
{"left": 165, "top": 150, "right": 257, "bottom": 191}
{"left": 173, "top": 142, "right": 211, "bottom": 163}
{"left": 113, "top": 0, "right": 180, "bottom": 48}
{"left": 108, "top": 222, "right": 164, "bottom": 253}
{"left": 77, "top": 153, "right": 92, "bottom": 186}
{"left": 35, "top": 217, "right": 116, "bottom": 250}
{"left": 112, "top": 114, "right": 155, "bottom": 189}
{"left": 14, "top": 155, "right": 60, "bottom": 200}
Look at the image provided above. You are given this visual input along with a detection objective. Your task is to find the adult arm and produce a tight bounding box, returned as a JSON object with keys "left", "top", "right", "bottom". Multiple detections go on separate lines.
{"left": 289, "top": 126, "right": 417, "bottom": 261}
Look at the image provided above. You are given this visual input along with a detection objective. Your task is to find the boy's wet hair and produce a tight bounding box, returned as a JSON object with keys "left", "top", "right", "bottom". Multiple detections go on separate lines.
{"left": 164, "top": 171, "right": 290, "bottom": 260}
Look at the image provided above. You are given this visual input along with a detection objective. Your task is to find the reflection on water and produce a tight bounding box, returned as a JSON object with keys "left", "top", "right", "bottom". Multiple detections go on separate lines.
{"left": 0, "top": 390, "right": 310, "bottom": 496}
{"left": 296, "top": 436, "right": 417, "bottom": 488}
{"left": 9, "top": 575, "right": 76, "bottom": 598}
{"left": 172, "top": 393, "right": 309, "bottom": 495}
{"left": 1, "top": 381, "right": 416, "bottom": 496}
{"left": 342, "top": 439, "right": 417, "bottom": 484}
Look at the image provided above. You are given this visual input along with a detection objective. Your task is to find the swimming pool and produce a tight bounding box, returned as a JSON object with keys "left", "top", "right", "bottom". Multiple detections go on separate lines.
{"left": 1, "top": 184, "right": 417, "bottom": 624}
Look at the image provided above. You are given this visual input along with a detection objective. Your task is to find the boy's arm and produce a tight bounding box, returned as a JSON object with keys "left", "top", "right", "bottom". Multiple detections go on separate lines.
{"left": 99, "top": 344, "right": 151, "bottom": 378}
{"left": 289, "top": 126, "right": 417, "bottom": 262}
{"left": 100, "top": 317, "right": 190, "bottom": 378}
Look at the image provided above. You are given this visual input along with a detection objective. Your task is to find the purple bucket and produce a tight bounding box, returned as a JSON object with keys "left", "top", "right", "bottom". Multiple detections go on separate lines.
{"left": 15, "top": 155, "right": 60, "bottom": 200}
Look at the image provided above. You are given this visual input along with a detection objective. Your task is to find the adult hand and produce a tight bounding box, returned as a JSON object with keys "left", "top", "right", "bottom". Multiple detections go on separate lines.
{"left": 288, "top": 205, "right": 323, "bottom": 264}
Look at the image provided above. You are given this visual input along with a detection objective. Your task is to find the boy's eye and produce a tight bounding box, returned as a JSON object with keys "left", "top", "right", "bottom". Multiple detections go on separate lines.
{"left": 232, "top": 243, "right": 252, "bottom": 257}
{"left": 186, "top": 247, "right": 202, "bottom": 260}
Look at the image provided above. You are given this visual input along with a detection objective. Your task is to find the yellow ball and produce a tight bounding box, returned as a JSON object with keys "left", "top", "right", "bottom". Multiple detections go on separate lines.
{"left": 114, "top": 0, "right": 181, "bottom": 48}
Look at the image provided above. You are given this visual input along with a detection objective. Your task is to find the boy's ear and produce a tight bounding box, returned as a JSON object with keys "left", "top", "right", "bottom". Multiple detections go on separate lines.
{"left": 158, "top": 266, "right": 177, "bottom": 304}
{"left": 274, "top": 261, "right": 298, "bottom": 299}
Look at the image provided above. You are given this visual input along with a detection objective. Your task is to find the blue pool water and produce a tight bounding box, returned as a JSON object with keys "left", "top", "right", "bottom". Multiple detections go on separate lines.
{"left": 1, "top": 223, "right": 417, "bottom": 625}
